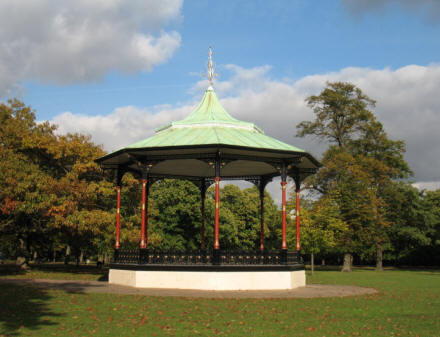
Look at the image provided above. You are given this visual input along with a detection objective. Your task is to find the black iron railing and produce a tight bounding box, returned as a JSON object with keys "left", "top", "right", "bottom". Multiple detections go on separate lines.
{"left": 113, "top": 249, "right": 300, "bottom": 266}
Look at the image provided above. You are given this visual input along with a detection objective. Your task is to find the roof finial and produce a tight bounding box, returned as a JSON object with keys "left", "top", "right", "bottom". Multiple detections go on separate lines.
{"left": 204, "top": 46, "right": 217, "bottom": 89}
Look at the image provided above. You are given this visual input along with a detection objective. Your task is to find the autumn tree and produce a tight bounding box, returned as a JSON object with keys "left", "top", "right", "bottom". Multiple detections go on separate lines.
{"left": 0, "top": 100, "right": 58, "bottom": 267}
{"left": 0, "top": 99, "right": 115, "bottom": 266}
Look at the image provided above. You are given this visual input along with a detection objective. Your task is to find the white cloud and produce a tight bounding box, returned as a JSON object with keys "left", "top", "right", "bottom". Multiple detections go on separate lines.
{"left": 53, "top": 104, "right": 192, "bottom": 152}
{"left": 0, "top": 0, "right": 182, "bottom": 96}
{"left": 413, "top": 181, "right": 440, "bottom": 191}
{"left": 52, "top": 63, "right": 440, "bottom": 190}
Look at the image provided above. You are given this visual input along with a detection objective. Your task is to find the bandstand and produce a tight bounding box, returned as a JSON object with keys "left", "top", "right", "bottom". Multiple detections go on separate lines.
{"left": 96, "top": 49, "right": 320, "bottom": 290}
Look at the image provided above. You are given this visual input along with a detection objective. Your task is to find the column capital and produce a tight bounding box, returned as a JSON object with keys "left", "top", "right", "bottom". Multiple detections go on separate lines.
{"left": 294, "top": 175, "right": 301, "bottom": 192}
{"left": 115, "top": 167, "right": 124, "bottom": 186}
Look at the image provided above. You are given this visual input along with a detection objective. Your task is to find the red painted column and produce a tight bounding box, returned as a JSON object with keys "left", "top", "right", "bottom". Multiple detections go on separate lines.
{"left": 214, "top": 177, "right": 221, "bottom": 250}
{"left": 260, "top": 188, "right": 265, "bottom": 252}
{"left": 296, "top": 188, "right": 301, "bottom": 251}
{"left": 145, "top": 181, "right": 149, "bottom": 248}
{"left": 115, "top": 186, "right": 121, "bottom": 249}
{"left": 281, "top": 181, "right": 287, "bottom": 250}
{"left": 140, "top": 179, "right": 147, "bottom": 249}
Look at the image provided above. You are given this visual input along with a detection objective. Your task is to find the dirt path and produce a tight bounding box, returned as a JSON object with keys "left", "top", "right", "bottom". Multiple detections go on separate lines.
{"left": 0, "top": 278, "right": 377, "bottom": 298}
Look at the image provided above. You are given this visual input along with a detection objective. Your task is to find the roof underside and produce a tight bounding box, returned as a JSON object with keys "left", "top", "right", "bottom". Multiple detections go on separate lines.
{"left": 98, "top": 145, "right": 319, "bottom": 181}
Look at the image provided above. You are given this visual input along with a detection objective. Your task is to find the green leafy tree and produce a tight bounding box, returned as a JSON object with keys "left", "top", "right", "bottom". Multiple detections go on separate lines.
{"left": 383, "top": 183, "right": 440, "bottom": 265}
{"left": 297, "top": 82, "right": 411, "bottom": 271}
{"left": 291, "top": 196, "right": 348, "bottom": 274}
{"left": 148, "top": 179, "right": 202, "bottom": 251}
{"left": 211, "top": 185, "right": 280, "bottom": 250}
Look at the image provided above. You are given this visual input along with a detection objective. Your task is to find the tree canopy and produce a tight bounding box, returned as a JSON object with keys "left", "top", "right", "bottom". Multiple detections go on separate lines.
{"left": 0, "top": 96, "right": 438, "bottom": 268}
{"left": 295, "top": 81, "right": 437, "bottom": 270}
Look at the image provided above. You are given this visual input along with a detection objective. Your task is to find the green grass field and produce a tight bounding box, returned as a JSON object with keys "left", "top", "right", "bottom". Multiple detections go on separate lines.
{"left": 0, "top": 266, "right": 439, "bottom": 336}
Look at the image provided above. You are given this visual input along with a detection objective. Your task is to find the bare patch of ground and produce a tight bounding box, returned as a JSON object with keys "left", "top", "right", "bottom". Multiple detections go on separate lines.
{"left": 0, "top": 278, "right": 377, "bottom": 298}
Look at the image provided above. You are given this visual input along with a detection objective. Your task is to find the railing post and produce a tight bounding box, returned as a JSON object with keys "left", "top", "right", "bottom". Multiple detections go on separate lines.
{"left": 114, "top": 248, "right": 119, "bottom": 263}
{"left": 139, "top": 248, "right": 148, "bottom": 264}
{"left": 280, "top": 249, "right": 288, "bottom": 265}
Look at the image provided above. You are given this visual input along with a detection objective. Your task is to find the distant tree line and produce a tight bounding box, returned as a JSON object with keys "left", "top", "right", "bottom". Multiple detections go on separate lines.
{"left": 0, "top": 83, "right": 439, "bottom": 270}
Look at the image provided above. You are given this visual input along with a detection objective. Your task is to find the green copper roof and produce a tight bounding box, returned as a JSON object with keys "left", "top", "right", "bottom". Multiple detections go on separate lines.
{"left": 155, "top": 87, "right": 261, "bottom": 133}
{"left": 121, "top": 87, "right": 305, "bottom": 153}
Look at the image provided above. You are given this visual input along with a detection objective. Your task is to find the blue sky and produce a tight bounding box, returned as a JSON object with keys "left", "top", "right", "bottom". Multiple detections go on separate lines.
{"left": 1, "top": 0, "right": 440, "bottom": 190}
{"left": 20, "top": 1, "right": 440, "bottom": 119}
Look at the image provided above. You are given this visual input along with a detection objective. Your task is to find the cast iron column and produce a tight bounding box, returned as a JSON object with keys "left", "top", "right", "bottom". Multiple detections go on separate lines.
{"left": 281, "top": 163, "right": 288, "bottom": 251}
{"left": 140, "top": 178, "right": 147, "bottom": 249}
{"left": 201, "top": 180, "right": 206, "bottom": 251}
{"left": 115, "top": 185, "right": 121, "bottom": 249}
{"left": 294, "top": 176, "right": 301, "bottom": 252}
{"left": 214, "top": 159, "right": 221, "bottom": 250}
{"left": 259, "top": 183, "right": 265, "bottom": 252}
{"left": 114, "top": 170, "right": 122, "bottom": 262}
{"left": 145, "top": 179, "right": 150, "bottom": 249}
{"left": 212, "top": 156, "right": 221, "bottom": 265}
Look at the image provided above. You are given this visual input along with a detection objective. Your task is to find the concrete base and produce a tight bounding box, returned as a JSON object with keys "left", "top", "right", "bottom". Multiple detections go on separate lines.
{"left": 109, "top": 268, "right": 306, "bottom": 290}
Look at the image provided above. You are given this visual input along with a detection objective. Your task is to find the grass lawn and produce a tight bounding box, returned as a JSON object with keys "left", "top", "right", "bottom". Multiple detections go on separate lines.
{"left": 0, "top": 266, "right": 439, "bottom": 336}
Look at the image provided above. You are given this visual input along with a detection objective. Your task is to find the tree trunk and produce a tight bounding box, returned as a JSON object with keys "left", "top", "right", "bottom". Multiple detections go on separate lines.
{"left": 376, "top": 243, "right": 383, "bottom": 271}
{"left": 64, "top": 245, "right": 71, "bottom": 265}
{"left": 53, "top": 250, "right": 56, "bottom": 263}
{"left": 311, "top": 253, "right": 314, "bottom": 275}
{"left": 16, "top": 238, "right": 30, "bottom": 270}
{"left": 33, "top": 251, "right": 39, "bottom": 264}
{"left": 321, "top": 259, "right": 325, "bottom": 266}
{"left": 341, "top": 253, "right": 353, "bottom": 272}
{"left": 79, "top": 250, "right": 84, "bottom": 264}
{"left": 75, "top": 252, "right": 80, "bottom": 266}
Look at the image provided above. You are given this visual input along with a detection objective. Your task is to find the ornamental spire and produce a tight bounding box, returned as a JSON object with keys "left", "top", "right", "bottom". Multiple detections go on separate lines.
{"left": 204, "top": 46, "right": 218, "bottom": 89}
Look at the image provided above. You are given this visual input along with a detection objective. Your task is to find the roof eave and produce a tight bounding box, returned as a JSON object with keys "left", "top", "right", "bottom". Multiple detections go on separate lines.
{"left": 96, "top": 143, "right": 321, "bottom": 168}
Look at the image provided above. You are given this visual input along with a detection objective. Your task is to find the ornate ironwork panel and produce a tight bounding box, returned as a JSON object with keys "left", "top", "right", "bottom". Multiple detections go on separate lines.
{"left": 114, "top": 249, "right": 299, "bottom": 266}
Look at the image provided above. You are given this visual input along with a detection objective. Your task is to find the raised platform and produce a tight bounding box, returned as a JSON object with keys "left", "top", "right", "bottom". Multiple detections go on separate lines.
{"left": 109, "top": 249, "right": 305, "bottom": 290}
{"left": 109, "top": 267, "right": 305, "bottom": 290}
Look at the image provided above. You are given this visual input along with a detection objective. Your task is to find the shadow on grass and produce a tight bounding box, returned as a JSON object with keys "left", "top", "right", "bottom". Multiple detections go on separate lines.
{"left": 0, "top": 264, "right": 27, "bottom": 277}
{"left": 0, "top": 283, "right": 61, "bottom": 336}
{"left": 0, "top": 279, "right": 112, "bottom": 294}
{"left": 0, "top": 263, "right": 109, "bottom": 281}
